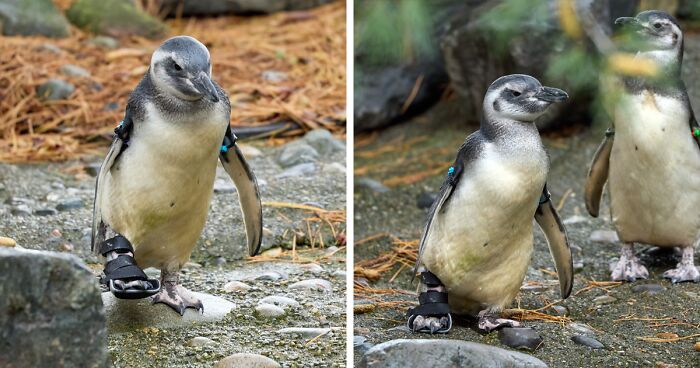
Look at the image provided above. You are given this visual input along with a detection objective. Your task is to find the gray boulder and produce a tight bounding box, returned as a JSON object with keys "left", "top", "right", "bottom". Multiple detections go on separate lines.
{"left": 0, "top": 0, "right": 70, "bottom": 37}
{"left": 0, "top": 248, "right": 106, "bottom": 368}
{"left": 159, "top": 0, "right": 334, "bottom": 17}
{"left": 66, "top": 0, "right": 166, "bottom": 39}
{"left": 358, "top": 339, "right": 548, "bottom": 368}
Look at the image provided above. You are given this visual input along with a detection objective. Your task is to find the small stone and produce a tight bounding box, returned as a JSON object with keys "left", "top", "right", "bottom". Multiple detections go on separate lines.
{"left": 322, "top": 162, "right": 346, "bottom": 175}
{"left": 56, "top": 198, "right": 83, "bottom": 211}
{"left": 593, "top": 295, "right": 617, "bottom": 305}
{"left": 188, "top": 336, "right": 215, "bottom": 347}
{"left": 255, "top": 303, "right": 285, "bottom": 318}
{"left": 563, "top": 215, "right": 588, "bottom": 225}
{"left": 354, "top": 303, "right": 376, "bottom": 314}
{"left": 573, "top": 262, "right": 584, "bottom": 273}
{"left": 276, "top": 327, "right": 330, "bottom": 338}
{"left": 694, "top": 341, "right": 700, "bottom": 351}
{"left": 568, "top": 322, "right": 595, "bottom": 335}
{"left": 353, "top": 335, "right": 375, "bottom": 354}
{"left": 416, "top": 192, "right": 436, "bottom": 209}
{"left": 59, "top": 64, "right": 90, "bottom": 77}
{"left": 36, "top": 79, "right": 75, "bottom": 101}
{"left": 632, "top": 283, "right": 666, "bottom": 295}
{"left": 332, "top": 270, "right": 346, "bottom": 279}
{"left": 276, "top": 141, "right": 318, "bottom": 168}
{"left": 571, "top": 334, "right": 604, "bottom": 349}
{"left": 34, "top": 208, "right": 58, "bottom": 216}
{"left": 223, "top": 281, "right": 251, "bottom": 293}
{"left": 89, "top": 36, "right": 119, "bottom": 49}
{"left": 300, "top": 263, "right": 324, "bottom": 274}
{"left": 276, "top": 163, "right": 316, "bottom": 178}
{"left": 356, "top": 178, "right": 389, "bottom": 193}
{"left": 213, "top": 178, "right": 236, "bottom": 193}
{"left": 255, "top": 271, "right": 286, "bottom": 281}
{"left": 261, "top": 70, "right": 287, "bottom": 82}
{"left": 325, "top": 246, "right": 338, "bottom": 255}
{"left": 261, "top": 247, "right": 283, "bottom": 258}
{"left": 288, "top": 279, "right": 332, "bottom": 292}
{"left": 259, "top": 296, "right": 299, "bottom": 309}
{"left": 498, "top": 327, "right": 544, "bottom": 351}
{"left": 238, "top": 144, "right": 263, "bottom": 157}
{"left": 303, "top": 129, "right": 344, "bottom": 155}
{"left": 11, "top": 205, "right": 32, "bottom": 216}
{"left": 35, "top": 44, "right": 62, "bottom": 54}
{"left": 85, "top": 163, "right": 102, "bottom": 177}
{"left": 589, "top": 230, "right": 619, "bottom": 243}
{"left": 215, "top": 353, "right": 280, "bottom": 368}
{"left": 103, "top": 102, "right": 119, "bottom": 111}
{"left": 551, "top": 305, "right": 569, "bottom": 316}
{"left": 0, "top": 237, "right": 16, "bottom": 247}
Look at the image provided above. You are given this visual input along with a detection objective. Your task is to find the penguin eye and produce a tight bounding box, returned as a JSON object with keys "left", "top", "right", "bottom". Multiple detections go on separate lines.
{"left": 173, "top": 62, "right": 183, "bottom": 71}
{"left": 511, "top": 90, "right": 521, "bottom": 97}
{"left": 653, "top": 22, "right": 662, "bottom": 29}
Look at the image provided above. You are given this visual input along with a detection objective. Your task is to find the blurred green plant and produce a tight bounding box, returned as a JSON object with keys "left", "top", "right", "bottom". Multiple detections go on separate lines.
{"left": 355, "top": 0, "right": 436, "bottom": 66}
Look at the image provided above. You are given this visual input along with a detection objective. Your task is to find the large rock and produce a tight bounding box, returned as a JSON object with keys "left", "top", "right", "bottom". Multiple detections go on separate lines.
{"left": 0, "top": 0, "right": 70, "bottom": 37}
{"left": 358, "top": 339, "right": 548, "bottom": 368}
{"left": 159, "top": 0, "right": 334, "bottom": 17}
{"left": 102, "top": 291, "right": 235, "bottom": 333}
{"left": 0, "top": 248, "right": 106, "bottom": 368}
{"left": 66, "top": 0, "right": 166, "bottom": 39}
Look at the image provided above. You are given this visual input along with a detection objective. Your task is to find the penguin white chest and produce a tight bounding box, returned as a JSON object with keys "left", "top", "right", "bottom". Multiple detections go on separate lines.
{"left": 102, "top": 103, "right": 228, "bottom": 269}
{"left": 609, "top": 92, "right": 700, "bottom": 246}
{"left": 423, "top": 143, "right": 548, "bottom": 312}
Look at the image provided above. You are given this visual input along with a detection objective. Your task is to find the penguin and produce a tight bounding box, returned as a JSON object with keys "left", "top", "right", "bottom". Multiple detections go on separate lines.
{"left": 407, "top": 74, "right": 574, "bottom": 334}
{"left": 585, "top": 10, "right": 700, "bottom": 283}
{"left": 91, "top": 36, "right": 263, "bottom": 314}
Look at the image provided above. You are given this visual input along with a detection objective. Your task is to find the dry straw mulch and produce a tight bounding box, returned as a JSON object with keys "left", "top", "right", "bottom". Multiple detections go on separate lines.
{"left": 0, "top": 2, "right": 346, "bottom": 162}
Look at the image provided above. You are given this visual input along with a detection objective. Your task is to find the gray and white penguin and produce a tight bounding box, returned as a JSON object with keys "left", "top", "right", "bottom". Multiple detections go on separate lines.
{"left": 585, "top": 10, "right": 700, "bottom": 283}
{"left": 407, "top": 74, "right": 574, "bottom": 333}
{"left": 92, "top": 36, "right": 263, "bottom": 314}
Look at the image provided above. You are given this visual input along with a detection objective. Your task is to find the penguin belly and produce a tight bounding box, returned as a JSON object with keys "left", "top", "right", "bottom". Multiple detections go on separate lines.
{"left": 609, "top": 92, "right": 700, "bottom": 247}
{"left": 422, "top": 145, "right": 547, "bottom": 314}
{"left": 102, "top": 104, "right": 227, "bottom": 270}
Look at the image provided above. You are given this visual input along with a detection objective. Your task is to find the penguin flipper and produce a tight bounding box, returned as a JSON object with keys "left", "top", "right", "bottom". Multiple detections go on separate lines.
{"left": 219, "top": 126, "right": 263, "bottom": 257}
{"left": 584, "top": 128, "right": 613, "bottom": 217}
{"left": 534, "top": 185, "right": 574, "bottom": 299}
{"left": 91, "top": 118, "right": 133, "bottom": 254}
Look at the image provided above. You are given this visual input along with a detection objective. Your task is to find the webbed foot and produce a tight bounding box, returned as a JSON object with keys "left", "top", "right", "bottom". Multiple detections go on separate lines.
{"left": 152, "top": 271, "right": 203, "bottom": 315}
{"left": 611, "top": 242, "right": 649, "bottom": 282}
{"left": 477, "top": 310, "right": 521, "bottom": 332}
{"left": 663, "top": 246, "right": 700, "bottom": 283}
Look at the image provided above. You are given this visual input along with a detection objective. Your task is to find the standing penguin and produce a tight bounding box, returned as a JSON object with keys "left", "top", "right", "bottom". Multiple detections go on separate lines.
{"left": 407, "top": 74, "right": 574, "bottom": 334}
{"left": 585, "top": 11, "right": 700, "bottom": 283}
{"left": 92, "top": 36, "right": 263, "bottom": 314}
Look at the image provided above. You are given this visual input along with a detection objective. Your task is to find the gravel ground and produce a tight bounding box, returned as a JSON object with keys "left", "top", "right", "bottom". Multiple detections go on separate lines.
{"left": 0, "top": 135, "right": 347, "bottom": 368}
{"left": 353, "top": 100, "right": 700, "bottom": 367}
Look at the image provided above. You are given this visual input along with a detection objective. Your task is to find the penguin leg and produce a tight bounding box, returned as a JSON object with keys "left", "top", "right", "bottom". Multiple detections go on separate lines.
{"left": 662, "top": 245, "right": 700, "bottom": 283}
{"left": 100, "top": 235, "right": 160, "bottom": 299}
{"left": 406, "top": 269, "right": 452, "bottom": 334}
{"left": 611, "top": 242, "right": 649, "bottom": 282}
{"left": 477, "top": 308, "right": 521, "bottom": 332}
{"left": 152, "top": 269, "right": 203, "bottom": 315}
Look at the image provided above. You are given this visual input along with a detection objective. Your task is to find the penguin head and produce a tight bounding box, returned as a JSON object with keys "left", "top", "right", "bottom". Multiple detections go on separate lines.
{"left": 149, "top": 36, "right": 219, "bottom": 103}
{"left": 615, "top": 11, "right": 682, "bottom": 58}
{"left": 483, "top": 74, "right": 568, "bottom": 122}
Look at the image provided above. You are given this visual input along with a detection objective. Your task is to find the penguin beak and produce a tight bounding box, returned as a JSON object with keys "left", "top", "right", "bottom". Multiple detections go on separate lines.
{"left": 534, "top": 87, "right": 569, "bottom": 103}
{"left": 192, "top": 72, "right": 219, "bottom": 103}
{"left": 615, "top": 17, "right": 643, "bottom": 31}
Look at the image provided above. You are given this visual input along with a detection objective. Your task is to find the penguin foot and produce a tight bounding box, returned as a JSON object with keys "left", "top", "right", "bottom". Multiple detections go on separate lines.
{"left": 663, "top": 264, "right": 700, "bottom": 283}
{"left": 152, "top": 284, "right": 204, "bottom": 316}
{"left": 99, "top": 236, "right": 160, "bottom": 299}
{"left": 610, "top": 243, "right": 649, "bottom": 282}
{"left": 477, "top": 311, "right": 521, "bottom": 332}
{"left": 408, "top": 315, "right": 452, "bottom": 334}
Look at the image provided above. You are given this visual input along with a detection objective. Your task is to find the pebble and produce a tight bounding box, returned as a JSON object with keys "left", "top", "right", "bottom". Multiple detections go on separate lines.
{"left": 255, "top": 303, "right": 286, "bottom": 318}
{"left": 568, "top": 323, "right": 595, "bottom": 335}
{"left": 573, "top": 261, "right": 585, "bottom": 273}
{"left": 589, "top": 230, "right": 619, "bottom": 243}
{"left": 56, "top": 198, "right": 83, "bottom": 211}
{"left": 34, "top": 208, "right": 58, "bottom": 216}
{"left": 276, "top": 327, "right": 330, "bottom": 338}
{"left": 571, "top": 334, "right": 604, "bottom": 349}
{"left": 353, "top": 335, "right": 375, "bottom": 354}
{"left": 213, "top": 178, "right": 236, "bottom": 193}
{"left": 11, "top": 205, "right": 32, "bottom": 216}
{"left": 259, "top": 296, "right": 299, "bottom": 309}
{"left": 551, "top": 305, "right": 569, "bottom": 316}
{"left": 214, "top": 353, "right": 280, "bottom": 368}
{"left": 255, "top": 271, "right": 287, "bottom": 281}
{"left": 223, "top": 281, "right": 251, "bottom": 293}
{"left": 563, "top": 215, "right": 588, "bottom": 225}
{"left": 632, "top": 283, "right": 666, "bottom": 295}
{"left": 300, "top": 263, "right": 324, "bottom": 274}
{"left": 103, "top": 102, "right": 119, "bottom": 111}
{"left": 261, "top": 70, "right": 287, "bottom": 82}
{"left": 0, "top": 237, "right": 16, "bottom": 247}
{"left": 354, "top": 303, "right": 376, "bottom": 314}
{"left": 416, "top": 191, "right": 437, "bottom": 209}
{"left": 303, "top": 129, "right": 344, "bottom": 155}
{"left": 498, "top": 327, "right": 544, "bottom": 351}
{"left": 331, "top": 270, "right": 346, "bottom": 279}
{"left": 34, "top": 44, "right": 62, "bottom": 53}
{"left": 322, "top": 162, "right": 346, "bottom": 175}
{"left": 276, "top": 163, "right": 316, "bottom": 178}
{"left": 89, "top": 36, "right": 119, "bottom": 49}
{"left": 85, "top": 163, "right": 102, "bottom": 176}
{"left": 694, "top": 341, "right": 700, "bottom": 351}
{"left": 187, "top": 336, "right": 215, "bottom": 347}
{"left": 238, "top": 144, "right": 263, "bottom": 157}
{"left": 276, "top": 141, "right": 319, "bottom": 168}
{"left": 288, "top": 279, "right": 332, "bottom": 292}
{"left": 59, "top": 64, "right": 90, "bottom": 77}
{"left": 36, "top": 79, "right": 75, "bottom": 101}
{"left": 356, "top": 178, "right": 389, "bottom": 193}
{"left": 261, "top": 247, "right": 283, "bottom": 257}
{"left": 593, "top": 295, "right": 617, "bottom": 305}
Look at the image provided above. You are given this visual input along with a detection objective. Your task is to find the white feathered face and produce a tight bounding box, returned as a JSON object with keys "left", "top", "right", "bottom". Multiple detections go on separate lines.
{"left": 483, "top": 74, "right": 568, "bottom": 122}
{"left": 616, "top": 11, "right": 683, "bottom": 53}
{"left": 150, "top": 36, "right": 218, "bottom": 103}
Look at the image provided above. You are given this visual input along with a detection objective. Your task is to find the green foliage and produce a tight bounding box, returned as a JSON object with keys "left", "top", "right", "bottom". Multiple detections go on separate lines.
{"left": 479, "top": 0, "right": 550, "bottom": 55}
{"left": 355, "top": 0, "right": 436, "bottom": 66}
{"left": 545, "top": 47, "right": 600, "bottom": 92}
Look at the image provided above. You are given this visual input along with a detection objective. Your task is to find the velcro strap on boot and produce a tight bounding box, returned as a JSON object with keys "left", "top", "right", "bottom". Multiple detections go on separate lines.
{"left": 407, "top": 291, "right": 451, "bottom": 317}
{"left": 99, "top": 235, "right": 134, "bottom": 256}
{"left": 103, "top": 256, "right": 147, "bottom": 281}
{"left": 420, "top": 271, "right": 443, "bottom": 288}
